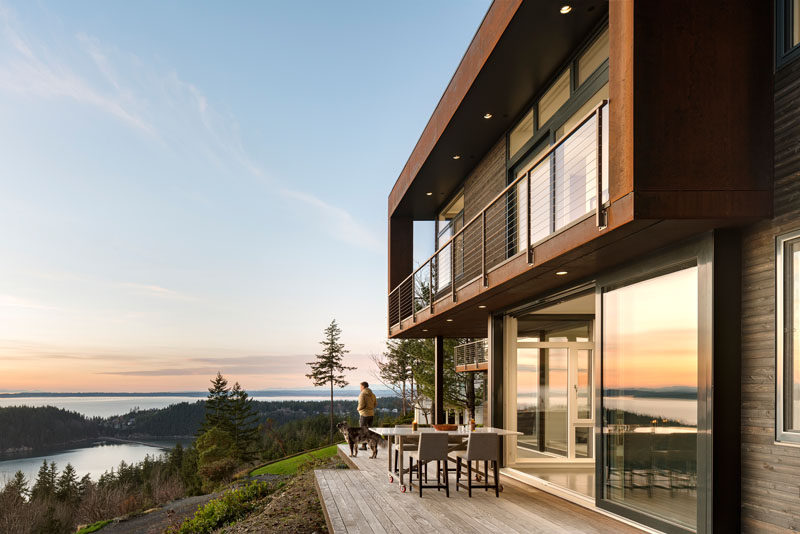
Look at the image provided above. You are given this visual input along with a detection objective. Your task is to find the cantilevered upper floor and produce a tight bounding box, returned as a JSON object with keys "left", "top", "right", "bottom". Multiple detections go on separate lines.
{"left": 387, "top": 0, "right": 772, "bottom": 339}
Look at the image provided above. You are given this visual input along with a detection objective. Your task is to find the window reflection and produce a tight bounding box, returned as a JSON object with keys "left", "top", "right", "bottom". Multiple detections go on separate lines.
{"left": 602, "top": 267, "right": 698, "bottom": 530}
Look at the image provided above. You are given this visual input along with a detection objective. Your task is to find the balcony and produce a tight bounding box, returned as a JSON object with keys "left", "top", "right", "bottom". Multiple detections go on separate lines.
{"left": 454, "top": 339, "right": 488, "bottom": 372}
{"left": 389, "top": 101, "right": 608, "bottom": 333}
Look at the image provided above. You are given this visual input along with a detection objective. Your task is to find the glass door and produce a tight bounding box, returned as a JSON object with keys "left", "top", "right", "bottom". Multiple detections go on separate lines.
{"left": 515, "top": 339, "right": 594, "bottom": 461}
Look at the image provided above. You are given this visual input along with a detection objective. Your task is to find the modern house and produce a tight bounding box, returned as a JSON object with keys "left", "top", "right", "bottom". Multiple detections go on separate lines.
{"left": 386, "top": 1, "right": 799, "bottom": 532}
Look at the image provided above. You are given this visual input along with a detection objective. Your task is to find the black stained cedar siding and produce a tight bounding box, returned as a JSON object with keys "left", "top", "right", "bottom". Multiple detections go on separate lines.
{"left": 460, "top": 138, "right": 507, "bottom": 283}
{"left": 741, "top": 56, "right": 800, "bottom": 533}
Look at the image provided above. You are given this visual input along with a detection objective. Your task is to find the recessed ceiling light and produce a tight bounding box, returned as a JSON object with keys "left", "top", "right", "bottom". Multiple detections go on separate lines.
{"left": 446, "top": 318, "right": 453, "bottom": 322}
{"left": 560, "top": 5, "right": 572, "bottom": 14}
{"left": 478, "top": 305, "right": 487, "bottom": 309}
{"left": 452, "top": 155, "right": 461, "bottom": 160}
{"left": 426, "top": 192, "right": 433, "bottom": 196}
{"left": 483, "top": 113, "right": 492, "bottom": 119}
{"left": 556, "top": 271, "right": 568, "bottom": 276}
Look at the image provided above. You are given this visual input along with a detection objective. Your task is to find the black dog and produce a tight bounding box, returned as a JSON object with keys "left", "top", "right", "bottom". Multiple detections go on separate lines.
{"left": 337, "top": 421, "right": 386, "bottom": 459}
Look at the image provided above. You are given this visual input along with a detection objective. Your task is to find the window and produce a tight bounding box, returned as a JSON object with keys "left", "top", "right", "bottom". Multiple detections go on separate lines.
{"left": 777, "top": 0, "right": 800, "bottom": 67}
{"left": 578, "top": 28, "right": 609, "bottom": 85}
{"left": 509, "top": 110, "right": 534, "bottom": 158}
{"left": 778, "top": 229, "right": 800, "bottom": 444}
{"left": 537, "top": 70, "right": 570, "bottom": 127}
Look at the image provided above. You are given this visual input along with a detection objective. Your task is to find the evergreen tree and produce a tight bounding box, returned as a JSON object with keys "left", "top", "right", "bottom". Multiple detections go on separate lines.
{"left": 3, "top": 470, "right": 29, "bottom": 501}
{"left": 78, "top": 474, "right": 93, "bottom": 498}
{"left": 31, "top": 460, "right": 57, "bottom": 501}
{"left": 56, "top": 463, "right": 79, "bottom": 502}
{"left": 306, "top": 319, "right": 355, "bottom": 443}
{"left": 229, "top": 382, "right": 260, "bottom": 461}
{"left": 199, "top": 372, "right": 232, "bottom": 434}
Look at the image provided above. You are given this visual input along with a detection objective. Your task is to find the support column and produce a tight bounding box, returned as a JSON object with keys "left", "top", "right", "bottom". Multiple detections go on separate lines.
{"left": 434, "top": 335, "right": 444, "bottom": 425}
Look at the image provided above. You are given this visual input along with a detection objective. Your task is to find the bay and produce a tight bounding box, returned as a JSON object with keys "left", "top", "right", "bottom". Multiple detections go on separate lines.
{"left": 0, "top": 440, "right": 190, "bottom": 485}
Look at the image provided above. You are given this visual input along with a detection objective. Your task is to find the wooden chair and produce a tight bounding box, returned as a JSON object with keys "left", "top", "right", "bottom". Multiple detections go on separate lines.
{"left": 456, "top": 432, "right": 499, "bottom": 497}
{"left": 408, "top": 432, "right": 450, "bottom": 497}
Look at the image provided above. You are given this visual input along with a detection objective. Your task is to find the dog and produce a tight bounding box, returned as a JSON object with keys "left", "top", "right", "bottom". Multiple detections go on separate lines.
{"left": 337, "top": 421, "right": 386, "bottom": 459}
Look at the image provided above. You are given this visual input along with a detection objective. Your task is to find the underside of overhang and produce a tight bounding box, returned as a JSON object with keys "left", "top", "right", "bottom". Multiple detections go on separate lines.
{"left": 390, "top": 0, "right": 608, "bottom": 220}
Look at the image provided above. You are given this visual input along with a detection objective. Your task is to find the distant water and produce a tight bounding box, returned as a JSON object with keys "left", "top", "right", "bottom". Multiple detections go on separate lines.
{"left": 604, "top": 396, "right": 697, "bottom": 426}
{"left": 0, "top": 395, "right": 359, "bottom": 418}
{"left": 0, "top": 440, "right": 190, "bottom": 486}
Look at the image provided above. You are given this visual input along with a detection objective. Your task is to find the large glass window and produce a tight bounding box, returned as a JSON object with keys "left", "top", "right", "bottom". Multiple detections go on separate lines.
{"left": 778, "top": 231, "right": 800, "bottom": 443}
{"left": 602, "top": 266, "right": 698, "bottom": 531}
{"left": 578, "top": 28, "right": 609, "bottom": 86}
{"left": 509, "top": 110, "right": 534, "bottom": 158}
{"left": 778, "top": 0, "right": 800, "bottom": 66}
{"left": 538, "top": 70, "right": 570, "bottom": 127}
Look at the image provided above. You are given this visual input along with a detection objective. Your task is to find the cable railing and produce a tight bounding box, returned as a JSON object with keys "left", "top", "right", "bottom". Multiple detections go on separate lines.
{"left": 389, "top": 100, "right": 609, "bottom": 330}
{"left": 455, "top": 339, "right": 488, "bottom": 371}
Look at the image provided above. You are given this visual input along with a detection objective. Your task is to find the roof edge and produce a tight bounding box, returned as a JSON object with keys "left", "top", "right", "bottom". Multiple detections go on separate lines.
{"left": 388, "top": 0, "right": 523, "bottom": 218}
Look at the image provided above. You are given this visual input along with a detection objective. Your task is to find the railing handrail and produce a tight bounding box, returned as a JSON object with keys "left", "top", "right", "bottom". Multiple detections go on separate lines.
{"left": 388, "top": 99, "right": 609, "bottom": 297}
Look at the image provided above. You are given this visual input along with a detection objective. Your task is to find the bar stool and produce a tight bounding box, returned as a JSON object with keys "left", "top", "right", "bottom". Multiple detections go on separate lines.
{"left": 456, "top": 432, "right": 499, "bottom": 497}
{"left": 408, "top": 432, "right": 450, "bottom": 497}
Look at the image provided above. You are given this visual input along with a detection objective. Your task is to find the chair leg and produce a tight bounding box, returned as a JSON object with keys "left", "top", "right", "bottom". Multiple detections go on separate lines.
{"left": 468, "top": 461, "right": 472, "bottom": 498}
{"left": 444, "top": 461, "right": 449, "bottom": 498}
{"left": 493, "top": 461, "right": 499, "bottom": 497}
{"left": 424, "top": 462, "right": 428, "bottom": 483}
{"left": 437, "top": 461, "right": 441, "bottom": 491}
{"left": 409, "top": 457, "right": 414, "bottom": 484}
{"left": 456, "top": 457, "right": 461, "bottom": 491}
{"left": 484, "top": 460, "right": 489, "bottom": 491}
{"left": 419, "top": 460, "right": 423, "bottom": 497}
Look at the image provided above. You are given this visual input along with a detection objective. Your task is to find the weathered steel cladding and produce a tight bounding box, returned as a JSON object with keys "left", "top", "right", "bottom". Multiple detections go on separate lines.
{"left": 740, "top": 56, "right": 800, "bottom": 533}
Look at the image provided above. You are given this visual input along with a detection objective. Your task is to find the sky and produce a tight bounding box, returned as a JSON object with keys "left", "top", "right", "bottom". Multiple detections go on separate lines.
{"left": 0, "top": 0, "right": 491, "bottom": 392}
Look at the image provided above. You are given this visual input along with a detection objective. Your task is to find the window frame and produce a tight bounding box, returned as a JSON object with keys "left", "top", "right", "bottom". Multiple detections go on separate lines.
{"left": 776, "top": 0, "right": 800, "bottom": 69}
{"left": 776, "top": 229, "right": 800, "bottom": 445}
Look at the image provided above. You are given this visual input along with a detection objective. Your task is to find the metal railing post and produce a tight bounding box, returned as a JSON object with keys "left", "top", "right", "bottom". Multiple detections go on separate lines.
{"left": 526, "top": 173, "right": 533, "bottom": 264}
{"left": 596, "top": 105, "right": 607, "bottom": 229}
{"left": 451, "top": 240, "right": 457, "bottom": 303}
{"left": 481, "top": 211, "right": 487, "bottom": 286}
{"left": 429, "top": 260, "right": 434, "bottom": 314}
{"left": 412, "top": 273, "right": 416, "bottom": 323}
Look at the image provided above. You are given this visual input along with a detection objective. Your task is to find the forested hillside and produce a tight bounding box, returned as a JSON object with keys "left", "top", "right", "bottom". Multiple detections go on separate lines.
{"left": 1, "top": 397, "right": 403, "bottom": 453}
{"left": 0, "top": 406, "right": 100, "bottom": 453}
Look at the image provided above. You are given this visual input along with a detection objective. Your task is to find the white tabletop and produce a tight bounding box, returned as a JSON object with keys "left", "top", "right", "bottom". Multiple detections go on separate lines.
{"left": 370, "top": 426, "right": 521, "bottom": 436}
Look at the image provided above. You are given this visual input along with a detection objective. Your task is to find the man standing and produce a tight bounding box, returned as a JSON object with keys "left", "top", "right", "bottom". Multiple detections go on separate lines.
{"left": 357, "top": 381, "right": 377, "bottom": 449}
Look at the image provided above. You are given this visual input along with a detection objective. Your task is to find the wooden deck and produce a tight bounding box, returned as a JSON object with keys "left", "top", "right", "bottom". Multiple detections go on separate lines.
{"left": 313, "top": 444, "right": 647, "bottom": 534}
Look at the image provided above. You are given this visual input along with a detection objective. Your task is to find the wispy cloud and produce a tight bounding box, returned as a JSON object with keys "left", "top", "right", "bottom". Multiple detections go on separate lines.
{"left": 280, "top": 188, "right": 382, "bottom": 253}
{"left": 0, "top": 7, "right": 152, "bottom": 133}
{"left": 0, "top": 294, "right": 59, "bottom": 311}
{"left": 119, "top": 282, "right": 195, "bottom": 301}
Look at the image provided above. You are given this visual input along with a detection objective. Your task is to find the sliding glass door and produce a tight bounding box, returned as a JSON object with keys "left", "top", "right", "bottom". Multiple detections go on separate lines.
{"left": 600, "top": 265, "right": 700, "bottom": 532}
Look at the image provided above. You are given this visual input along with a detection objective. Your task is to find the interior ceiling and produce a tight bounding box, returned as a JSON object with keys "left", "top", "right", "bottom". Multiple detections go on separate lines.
{"left": 524, "top": 292, "right": 596, "bottom": 315}
{"left": 393, "top": 0, "right": 608, "bottom": 220}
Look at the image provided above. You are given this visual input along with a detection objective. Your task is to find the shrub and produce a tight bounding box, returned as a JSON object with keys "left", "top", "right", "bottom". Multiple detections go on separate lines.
{"left": 166, "top": 480, "right": 281, "bottom": 534}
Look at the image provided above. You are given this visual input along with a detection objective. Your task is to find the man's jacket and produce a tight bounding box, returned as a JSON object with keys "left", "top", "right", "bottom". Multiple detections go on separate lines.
{"left": 357, "top": 387, "right": 377, "bottom": 417}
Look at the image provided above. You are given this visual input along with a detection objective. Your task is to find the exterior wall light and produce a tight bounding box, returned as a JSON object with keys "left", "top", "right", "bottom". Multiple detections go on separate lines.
{"left": 483, "top": 113, "right": 493, "bottom": 119}
{"left": 426, "top": 192, "right": 433, "bottom": 196}
{"left": 452, "top": 155, "right": 461, "bottom": 160}
{"left": 556, "top": 271, "right": 568, "bottom": 276}
{"left": 560, "top": 5, "right": 572, "bottom": 14}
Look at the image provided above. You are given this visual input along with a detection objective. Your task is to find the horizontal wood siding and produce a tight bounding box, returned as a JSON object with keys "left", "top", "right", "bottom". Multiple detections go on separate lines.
{"left": 741, "top": 56, "right": 800, "bottom": 533}
{"left": 460, "top": 138, "right": 507, "bottom": 284}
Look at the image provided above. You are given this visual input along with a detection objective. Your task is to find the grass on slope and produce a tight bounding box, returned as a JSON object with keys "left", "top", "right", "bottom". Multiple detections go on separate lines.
{"left": 75, "top": 520, "right": 112, "bottom": 534}
{"left": 250, "top": 444, "right": 340, "bottom": 476}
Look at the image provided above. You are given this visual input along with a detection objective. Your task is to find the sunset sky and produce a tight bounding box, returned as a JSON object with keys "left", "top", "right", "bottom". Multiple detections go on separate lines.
{"left": 0, "top": 1, "right": 490, "bottom": 392}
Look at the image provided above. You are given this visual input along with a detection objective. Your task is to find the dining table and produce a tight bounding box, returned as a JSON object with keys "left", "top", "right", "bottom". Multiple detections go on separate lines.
{"left": 369, "top": 426, "right": 522, "bottom": 493}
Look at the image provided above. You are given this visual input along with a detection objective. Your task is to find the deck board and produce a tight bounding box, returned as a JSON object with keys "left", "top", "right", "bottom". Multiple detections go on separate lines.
{"left": 314, "top": 445, "right": 648, "bottom": 534}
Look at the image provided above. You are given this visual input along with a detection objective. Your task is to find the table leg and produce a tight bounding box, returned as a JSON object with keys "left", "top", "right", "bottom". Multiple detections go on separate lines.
{"left": 399, "top": 437, "right": 405, "bottom": 487}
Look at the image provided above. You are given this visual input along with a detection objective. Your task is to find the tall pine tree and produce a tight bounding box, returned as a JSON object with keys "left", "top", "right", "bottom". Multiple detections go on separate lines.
{"left": 229, "top": 382, "right": 260, "bottom": 461}
{"left": 306, "top": 319, "right": 355, "bottom": 443}
{"left": 199, "top": 371, "right": 232, "bottom": 434}
{"left": 31, "top": 460, "right": 57, "bottom": 502}
{"left": 56, "top": 463, "right": 79, "bottom": 503}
